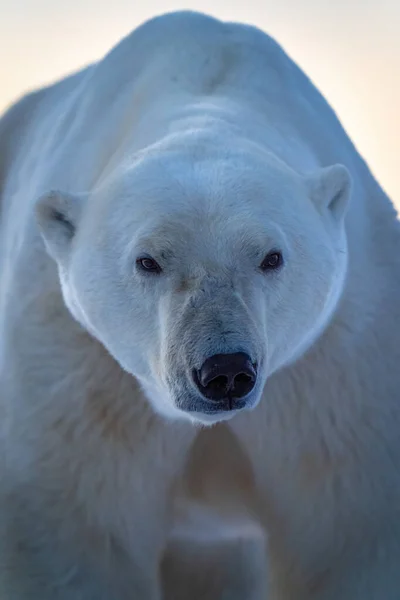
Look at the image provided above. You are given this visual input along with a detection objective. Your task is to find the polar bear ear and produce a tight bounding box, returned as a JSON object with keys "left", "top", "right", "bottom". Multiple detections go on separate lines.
{"left": 35, "top": 190, "right": 84, "bottom": 262}
{"left": 307, "top": 164, "right": 352, "bottom": 224}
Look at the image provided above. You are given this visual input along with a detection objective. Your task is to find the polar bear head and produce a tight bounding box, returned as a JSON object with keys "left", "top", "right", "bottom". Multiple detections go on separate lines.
{"left": 36, "top": 132, "right": 351, "bottom": 425}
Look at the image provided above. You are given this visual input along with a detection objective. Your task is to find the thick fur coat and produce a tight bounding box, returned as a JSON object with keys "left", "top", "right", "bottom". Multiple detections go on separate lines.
{"left": 1, "top": 10, "right": 400, "bottom": 600}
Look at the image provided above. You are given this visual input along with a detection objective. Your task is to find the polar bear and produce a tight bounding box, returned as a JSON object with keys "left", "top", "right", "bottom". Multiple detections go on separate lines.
{"left": 1, "top": 9, "right": 400, "bottom": 600}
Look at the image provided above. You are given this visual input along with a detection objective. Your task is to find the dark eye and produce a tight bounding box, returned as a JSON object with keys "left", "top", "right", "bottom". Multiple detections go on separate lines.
{"left": 136, "top": 256, "right": 162, "bottom": 274}
{"left": 260, "top": 251, "right": 283, "bottom": 272}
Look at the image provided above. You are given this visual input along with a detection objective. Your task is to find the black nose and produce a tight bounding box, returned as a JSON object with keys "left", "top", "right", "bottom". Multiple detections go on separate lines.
{"left": 194, "top": 352, "right": 257, "bottom": 402}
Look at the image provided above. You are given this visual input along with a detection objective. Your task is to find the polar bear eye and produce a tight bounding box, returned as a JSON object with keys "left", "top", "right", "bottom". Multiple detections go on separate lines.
{"left": 260, "top": 251, "right": 283, "bottom": 272}
{"left": 136, "top": 256, "right": 162, "bottom": 274}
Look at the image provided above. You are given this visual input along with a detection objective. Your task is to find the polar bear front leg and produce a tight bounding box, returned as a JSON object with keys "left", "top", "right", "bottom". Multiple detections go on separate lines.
{"left": 0, "top": 486, "right": 163, "bottom": 600}
{"left": 161, "top": 500, "right": 269, "bottom": 600}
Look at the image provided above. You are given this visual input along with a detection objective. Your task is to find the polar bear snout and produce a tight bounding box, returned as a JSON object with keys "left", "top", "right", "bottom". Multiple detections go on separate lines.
{"left": 193, "top": 352, "right": 257, "bottom": 404}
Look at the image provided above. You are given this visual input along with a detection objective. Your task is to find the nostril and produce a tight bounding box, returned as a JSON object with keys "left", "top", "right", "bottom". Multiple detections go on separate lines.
{"left": 205, "top": 374, "right": 230, "bottom": 397}
{"left": 233, "top": 371, "right": 255, "bottom": 398}
{"left": 193, "top": 352, "right": 257, "bottom": 402}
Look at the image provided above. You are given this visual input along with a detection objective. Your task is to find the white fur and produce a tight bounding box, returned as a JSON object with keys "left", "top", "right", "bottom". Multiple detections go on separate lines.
{"left": 1, "top": 10, "right": 400, "bottom": 599}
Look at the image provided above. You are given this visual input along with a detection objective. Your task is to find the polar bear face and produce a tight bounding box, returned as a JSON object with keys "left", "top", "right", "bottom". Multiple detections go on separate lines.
{"left": 36, "top": 134, "right": 351, "bottom": 424}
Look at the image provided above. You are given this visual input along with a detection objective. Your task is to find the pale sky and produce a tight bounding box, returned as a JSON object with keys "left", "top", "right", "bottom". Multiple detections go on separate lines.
{"left": 0, "top": 0, "right": 399, "bottom": 203}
